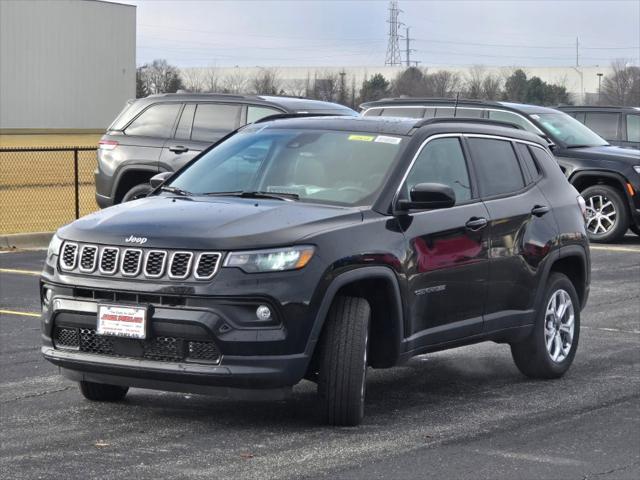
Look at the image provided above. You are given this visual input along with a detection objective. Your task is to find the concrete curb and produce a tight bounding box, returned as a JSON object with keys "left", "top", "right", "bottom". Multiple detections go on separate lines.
{"left": 0, "top": 232, "right": 53, "bottom": 250}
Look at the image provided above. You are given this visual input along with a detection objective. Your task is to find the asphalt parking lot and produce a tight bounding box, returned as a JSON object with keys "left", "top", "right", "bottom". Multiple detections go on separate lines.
{"left": 1, "top": 238, "right": 638, "bottom": 480}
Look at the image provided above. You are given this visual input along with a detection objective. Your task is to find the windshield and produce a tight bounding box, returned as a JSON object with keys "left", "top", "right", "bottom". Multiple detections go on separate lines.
{"left": 532, "top": 112, "right": 608, "bottom": 148}
{"left": 168, "top": 128, "right": 405, "bottom": 206}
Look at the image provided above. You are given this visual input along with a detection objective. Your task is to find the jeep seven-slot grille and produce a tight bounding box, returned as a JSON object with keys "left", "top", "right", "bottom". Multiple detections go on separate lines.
{"left": 53, "top": 327, "right": 221, "bottom": 363}
{"left": 59, "top": 242, "right": 221, "bottom": 281}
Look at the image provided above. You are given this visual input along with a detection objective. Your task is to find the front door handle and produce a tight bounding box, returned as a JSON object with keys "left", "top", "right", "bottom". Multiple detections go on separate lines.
{"left": 531, "top": 205, "right": 550, "bottom": 217}
{"left": 465, "top": 217, "right": 488, "bottom": 231}
{"left": 168, "top": 145, "right": 189, "bottom": 153}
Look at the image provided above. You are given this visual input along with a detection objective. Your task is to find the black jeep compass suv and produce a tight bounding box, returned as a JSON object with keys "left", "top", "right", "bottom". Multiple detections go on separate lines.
{"left": 42, "top": 116, "right": 590, "bottom": 426}
{"left": 362, "top": 98, "right": 640, "bottom": 242}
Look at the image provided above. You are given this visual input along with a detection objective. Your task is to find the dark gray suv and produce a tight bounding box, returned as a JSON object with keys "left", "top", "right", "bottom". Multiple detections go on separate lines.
{"left": 95, "top": 93, "right": 357, "bottom": 206}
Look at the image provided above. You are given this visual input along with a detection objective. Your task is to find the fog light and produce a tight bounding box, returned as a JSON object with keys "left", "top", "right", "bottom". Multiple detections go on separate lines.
{"left": 43, "top": 288, "right": 52, "bottom": 306}
{"left": 256, "top": 305, "right": 272, "bottom": 321}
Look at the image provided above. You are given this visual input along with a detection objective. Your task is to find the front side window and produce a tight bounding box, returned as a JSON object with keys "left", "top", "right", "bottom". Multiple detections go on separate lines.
{"left": 404, "top": 137, "right": 471, "bottom": 204}
{"left": 191, "top": 104, "right": 242, "bottom": 142}
{"left": 584, "top": 112, "right": 620, "bottom": 140}
{"left": 532, "top": 112, "right": 608, "bottom": 147}
{"left": 169, "top": 129, "right": 405, "bottom": 206}
{"left": 469, "top": 138, "right": 525, "bottom": 197}
{"left": 626, "top": 114, "right": 640, "bottom": 142}
{"left": 124, "top": 103, "right": 182, "bottom": 138}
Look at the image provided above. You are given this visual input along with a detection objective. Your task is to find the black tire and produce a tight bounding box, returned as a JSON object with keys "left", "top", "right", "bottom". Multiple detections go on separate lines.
{"left": 79, "top": 381, "right": 128, "bottom": 402}
{"left": 630, "top": 224, "right": 640, "bottom": 237}
{"left": 121, "top": 183, "right": 153, "bottom": 203}
{"left": 510, "top": 273, "right": 580, "bottom": 379}
{"left": 317, "top": 296, "right": 370, "bottom": 426}
{"left": 581, "top": 185, "right": 628, "bottom": 243}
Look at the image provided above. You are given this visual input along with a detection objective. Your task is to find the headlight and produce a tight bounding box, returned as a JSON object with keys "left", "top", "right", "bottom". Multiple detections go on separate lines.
{"left": 224, "top": 246, "right": 315, "bottom": 273}
{"left": 633, "top": 166, "right": 640, "bottom": 175}
{"left": 47, "top": 234, "right": 63, "bottom": 260}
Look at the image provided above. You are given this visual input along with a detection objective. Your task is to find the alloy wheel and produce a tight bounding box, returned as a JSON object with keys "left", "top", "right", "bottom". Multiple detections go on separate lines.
{"left": 585, "top": 194, "right": 617, "bottom": 235}
{"left": 544, "top": 289, "right": 575, "bottom": 363}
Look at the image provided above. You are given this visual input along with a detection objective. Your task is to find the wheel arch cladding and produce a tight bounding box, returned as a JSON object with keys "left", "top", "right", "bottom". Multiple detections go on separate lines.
{"left": 307, "top": 267, "right": 404, "bottom": 369}
{"left": 549, "top": 253, "right": 588, "bottom": 309}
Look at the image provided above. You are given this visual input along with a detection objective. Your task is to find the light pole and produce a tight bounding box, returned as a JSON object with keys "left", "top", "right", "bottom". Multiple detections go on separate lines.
{"left": 597, "top": 73, "right": 603, "bottom": 104}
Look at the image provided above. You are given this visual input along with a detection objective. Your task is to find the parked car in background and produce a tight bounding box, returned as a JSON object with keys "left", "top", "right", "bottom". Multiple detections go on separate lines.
{"left": 43, "top": 116, "right": 589, "bottom": 426}
{"left": 556, "top": 105, "right": 640, "bottom": 150}
{"left": 361, "top": 98, "right": 640, "bottom": 242}
{"left": 96, "top": 93, "right": 357, "bottom": 205}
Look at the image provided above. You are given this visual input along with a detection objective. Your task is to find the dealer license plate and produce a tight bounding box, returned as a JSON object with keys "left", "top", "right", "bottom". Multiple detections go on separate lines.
{"left": 97, "top": 304, "right": 147, "bottom": 339}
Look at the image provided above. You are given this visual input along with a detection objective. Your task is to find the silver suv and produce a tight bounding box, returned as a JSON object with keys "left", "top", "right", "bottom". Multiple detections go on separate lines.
{"left": 95, "top": 93, "right": 356, "bottom": 206}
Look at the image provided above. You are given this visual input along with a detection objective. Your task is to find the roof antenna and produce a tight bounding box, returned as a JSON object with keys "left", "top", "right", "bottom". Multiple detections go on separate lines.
{"left": 453, "top": 92, "right": 460, "bottom": 118}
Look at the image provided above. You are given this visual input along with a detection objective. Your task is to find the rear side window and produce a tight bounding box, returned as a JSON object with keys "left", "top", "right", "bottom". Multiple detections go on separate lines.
{"left": 468, "top": 138, "right": 525, "bottom": 197}
{"left": 124, "top": 103, "right": 182, "bottom": 138}
{"left": 191, "top": 104, "right": 242, "bottom": 142}
{"left": 247, "top": 105, "right": 283, "bottom": 124}
{"left": 626, "top": 114, "right": 640, "bottom": 142}
{"left": 584, "top": 112, "right": 620, "bottom": 140}
{"left": 174, "top": 104, "right": 195, "bottom": 140}
{"left": 454, "top": 108, "right": 484, "bottom": 118}
{"left": 404, "top": 137, "right": 472, "bottom": 204}
{"left": 381, "top": 107, "right": 424, "bottom": 118}
{"left": 488, "top": 110, "right": 539, "bottom": 133}
{"left": 515, "top": 143, "right": 541, "bottom": 183}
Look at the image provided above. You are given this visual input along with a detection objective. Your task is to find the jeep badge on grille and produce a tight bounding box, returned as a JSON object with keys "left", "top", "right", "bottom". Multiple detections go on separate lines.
{"left": 125, "top": 235, "right": 147, "bottom": 244}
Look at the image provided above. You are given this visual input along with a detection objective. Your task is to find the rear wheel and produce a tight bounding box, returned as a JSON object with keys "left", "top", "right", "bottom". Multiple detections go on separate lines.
{"left": 582, "top": 185, "right": 628, "bottom": 243}
{"left": 121, "top": 183, "right": 153, "bottom": 203}
{"left": 317, "top": 296, "right": 370, "bottom": 426}
{"left": 510, "top": 273, "right": 580, "bottom": 379}
{"left": 79, "top": 381, "right": 128, "bottom": 402}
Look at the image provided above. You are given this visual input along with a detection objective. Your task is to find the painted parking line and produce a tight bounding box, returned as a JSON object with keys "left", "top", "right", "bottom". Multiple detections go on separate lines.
{"left": 0, "top": 268, "right": 41, "bottom": 276}
{"left": 590, "top": 245, "right": 640, "bottom": 254}
{"left": 0, "top": 309, "right": 40, "bottom": 318}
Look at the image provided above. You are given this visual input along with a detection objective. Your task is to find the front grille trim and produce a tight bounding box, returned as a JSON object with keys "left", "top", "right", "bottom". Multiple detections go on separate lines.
{"left": 60, "top": 242, "right": 78, "bottom": 271}
{"left": 144, "top": 250, "right": 167, "bottom": 278}
{"left": 99, "top": 247, "right": 120, "bottom": 275}
{"left": 168, "top": 251, "right": 193, "bottom": 280}
{"left": 78, "top": 245, "right": 98, "bottom": 273}
{"left": 120, "top": 248, "right": 143, "bottom": 277}
{"left": 194, "top": 252, "right": 222, "bottom": 280}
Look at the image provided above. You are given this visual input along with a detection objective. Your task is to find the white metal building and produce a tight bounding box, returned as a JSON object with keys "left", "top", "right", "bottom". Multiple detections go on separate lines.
{"left": 0, "top": 0, "right": 135, "bottom": 132}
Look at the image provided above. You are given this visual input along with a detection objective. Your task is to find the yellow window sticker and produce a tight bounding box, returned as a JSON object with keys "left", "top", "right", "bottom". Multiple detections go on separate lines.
{"left": 348, "top": 134, "right": 375, "bottom": 142}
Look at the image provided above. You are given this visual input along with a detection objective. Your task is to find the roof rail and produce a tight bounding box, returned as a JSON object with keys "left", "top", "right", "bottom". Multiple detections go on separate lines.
{"left": 253, "top": 112, "right": 340, "bottom": 124}
{"left": 361, "top": 97, "right": 502, "bottom": 108}
{"left": 414, "top": 117, "right": 524, "bottom": 130}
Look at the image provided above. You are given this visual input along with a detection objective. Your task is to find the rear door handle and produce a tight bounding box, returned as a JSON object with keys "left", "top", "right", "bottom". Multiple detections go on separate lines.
{"left": 531, "top": 205, "right": 550, "bottom": 217}
{"left": 465, "top": 217, "right": 488, "bottom": 231}
{"left": 168, "top": 145, "right": 189, "bottom": 153}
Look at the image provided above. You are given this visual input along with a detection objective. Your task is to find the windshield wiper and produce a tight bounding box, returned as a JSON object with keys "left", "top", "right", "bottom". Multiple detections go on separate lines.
{"left": 203, "top": 191, "right": 299, "bottom": 201}
{"left": 160, "top": 185, "right": 192, "bottom": 196}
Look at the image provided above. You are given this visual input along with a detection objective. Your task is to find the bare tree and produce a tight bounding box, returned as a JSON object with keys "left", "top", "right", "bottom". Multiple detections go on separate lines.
{"left": 482, "top": 74, "right": 502, "bottom": 100}
{"left": 465, "top": 65, "right": 486, "bottom": 99}
{"left": 313, "top": 70, "right": 341, "bottom": 101}
{"left": 282, "top": 79, "right": 307, "bottom": 97}
{"left": 250, "top": 68, "right": 282, "bottom": 95}
{"left": 203, "top": 67, "right": 219, "bottom": 92}
{"left": 181, "top": 68, "right": 205, "bottom": 93}
{"left": 221, "top": 70, "right": 248, "bottom": 94}
{"left": 138, "top": 59, "right": 183, "bottom": 94}
{"left": 428, "top": 70, "right": 461, "bottom": 97}
{"left": 602, "top": 59, "right": 640, "bottom": 106}
{"left": 392, "top": 67, "right": 430, "bottom": 96}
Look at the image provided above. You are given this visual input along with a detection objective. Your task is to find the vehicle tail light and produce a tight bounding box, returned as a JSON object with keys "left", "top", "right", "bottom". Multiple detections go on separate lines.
{"left": 577, "top": 195, "right": 587, "bottom": 223}
{"left": 98, "top": 140, "right": 118, "bottom": 150}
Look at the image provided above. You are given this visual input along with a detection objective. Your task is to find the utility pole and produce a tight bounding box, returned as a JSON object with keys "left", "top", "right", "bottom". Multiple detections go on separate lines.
{"left": 575, "top": 36, "right": 579, "bottom": 68}
{"left": 385, "top": 1, "right": 403, "bottom": 66}
{"left": 597, "top": 72, "right": 603, "bottom": 104}
{"left": 404, "top": 26, "right": 416, "bottom": 67}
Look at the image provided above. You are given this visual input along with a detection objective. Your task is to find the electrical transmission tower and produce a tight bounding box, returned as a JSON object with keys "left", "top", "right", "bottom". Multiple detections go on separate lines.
{"left": 385, "top": 0, "right": 403, "bottom": 66}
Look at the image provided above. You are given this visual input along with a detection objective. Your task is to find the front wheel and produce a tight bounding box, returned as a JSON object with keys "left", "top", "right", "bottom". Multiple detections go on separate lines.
{"left": 121, "top": 183, "right": 153, "bottom": 203}
{"left": 582, "top": 185, "right": 628, "bottom": 243}
{"left": 317, "top": 296, "right": 370, "bottom": 426}
{"left": 510, "top": 273, "right": 580, "bottom": 379}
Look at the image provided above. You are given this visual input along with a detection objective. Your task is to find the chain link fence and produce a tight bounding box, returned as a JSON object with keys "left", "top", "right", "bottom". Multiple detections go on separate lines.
{"left": 0, "top": 147, "right": 98, "bottom": 234}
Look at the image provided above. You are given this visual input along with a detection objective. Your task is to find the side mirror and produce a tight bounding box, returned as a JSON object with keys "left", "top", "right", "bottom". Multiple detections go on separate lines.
{"left": 538, "top": 133, "right": 556, "bottom": 151}
{"left": 149, "top": 171, "right": 172, "bottom": 188}
{"left": 397, "top": 183, "right": 456, "bottom": 211}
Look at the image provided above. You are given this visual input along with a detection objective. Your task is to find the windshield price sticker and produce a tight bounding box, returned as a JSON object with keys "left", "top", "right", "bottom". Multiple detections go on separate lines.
{"left": 97, "top": 305, "right": 147, "bottom": 339}
{"left": 374, "top": 135, "right": 402, "bottom": 145}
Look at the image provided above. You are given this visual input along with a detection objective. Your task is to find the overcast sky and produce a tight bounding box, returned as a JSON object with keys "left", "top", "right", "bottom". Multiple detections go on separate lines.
{"left": 123, "top": 0, "right": 640, "bottom": 68}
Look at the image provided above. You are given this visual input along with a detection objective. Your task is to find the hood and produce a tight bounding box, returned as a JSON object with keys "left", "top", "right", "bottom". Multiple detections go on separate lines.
{"left": 59, "top": 195, "right": 363, "bottom": 250}
{"left": 560, "top": 145, "right": 640, "bottom": 165}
